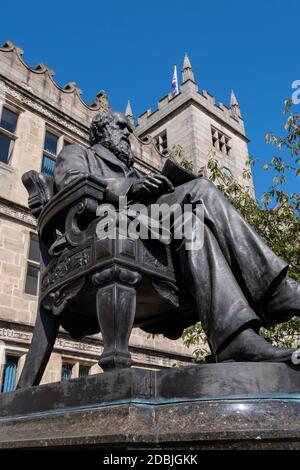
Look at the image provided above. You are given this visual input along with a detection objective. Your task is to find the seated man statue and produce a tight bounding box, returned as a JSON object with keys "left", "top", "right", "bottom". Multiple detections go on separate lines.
{"left": 55, "top": 110, "right": 300, "bottom": 363}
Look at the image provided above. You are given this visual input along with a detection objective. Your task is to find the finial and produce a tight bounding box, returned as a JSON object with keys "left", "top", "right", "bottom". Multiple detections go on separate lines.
{"left": 230, "top": 90, "right": 241, "bottom": 117}
{"left": 182, "top": 53, "right": 195, "bottom": 84}
{"left": 230, "top": 89, "right": 239, "bottom": 107}
{"left": 125, "top": 100, "right": 134, "bottom": 124}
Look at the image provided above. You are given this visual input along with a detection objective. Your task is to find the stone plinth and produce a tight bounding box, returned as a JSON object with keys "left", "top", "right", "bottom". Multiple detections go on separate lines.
{"left": 0, "top": 363, "right": 299, "bottom": 449}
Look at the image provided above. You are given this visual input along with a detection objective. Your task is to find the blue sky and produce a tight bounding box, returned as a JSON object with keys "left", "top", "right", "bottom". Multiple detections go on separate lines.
{"left": 1, "top": 0, "right": 299, "bottom": 199}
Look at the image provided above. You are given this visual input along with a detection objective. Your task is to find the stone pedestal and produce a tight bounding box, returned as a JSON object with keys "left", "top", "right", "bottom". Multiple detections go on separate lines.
{"left": 0, "top": 363, "right": 299, "bottom": 449}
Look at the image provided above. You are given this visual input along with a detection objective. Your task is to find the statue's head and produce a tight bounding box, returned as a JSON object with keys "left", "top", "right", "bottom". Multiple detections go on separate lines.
{"left": 90, "top": 110, "right": 134, "bottom": 167}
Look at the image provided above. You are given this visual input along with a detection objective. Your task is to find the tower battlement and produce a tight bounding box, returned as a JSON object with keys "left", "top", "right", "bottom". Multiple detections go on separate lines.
{"left": 137, "top": 85, "right": 244, "bottom": 136}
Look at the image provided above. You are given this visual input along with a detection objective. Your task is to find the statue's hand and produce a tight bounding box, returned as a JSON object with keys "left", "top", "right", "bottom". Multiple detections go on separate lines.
{"left": 128, "top": 174, "right": 174, "bottom": 201}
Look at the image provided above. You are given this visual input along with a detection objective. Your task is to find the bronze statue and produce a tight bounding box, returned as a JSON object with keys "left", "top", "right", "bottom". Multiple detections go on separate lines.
{"left": 17, "top": 110, "right": 300, "bottom": 388}
{"left": 56, "top": 109, "right": 300, "bottom": 360}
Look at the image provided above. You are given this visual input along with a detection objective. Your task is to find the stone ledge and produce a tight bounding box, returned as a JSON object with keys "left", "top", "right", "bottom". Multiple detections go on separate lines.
{"left": 0, "top": 363, "right": 299, "bottom": 449}
{"left": 0, "top": 399, "right": 300, "bottom": 449}
{"left": 1, "top": 363, "right": 300, "bottom": 419}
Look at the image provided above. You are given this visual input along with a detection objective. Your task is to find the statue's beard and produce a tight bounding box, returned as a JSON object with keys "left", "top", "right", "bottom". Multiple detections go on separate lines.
{"left": 101, "top": 136, "right": 134, "bottom": 168}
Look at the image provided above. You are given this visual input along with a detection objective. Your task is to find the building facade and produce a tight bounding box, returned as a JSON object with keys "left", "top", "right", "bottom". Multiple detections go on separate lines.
{"left": 0, "top": 41, "right": 194, "bottom": 392}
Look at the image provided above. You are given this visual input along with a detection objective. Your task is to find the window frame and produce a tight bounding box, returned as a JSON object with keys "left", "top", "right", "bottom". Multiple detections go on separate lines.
{"left": 0, "top": 105, "right": 19, "bottom": 166}
{"left": 0, "top": 354, "right": 19, "bottom": 393}
{"left": 24, "top": 233, "right": 40, "bottom": 296}
{"left": 79, "top": 363, "right": 91, "bottom": 378}
{"left": 41, "top": 128, "right": 59, "bottom": 176}
{"left": 61, "top": 362, "right": 74, "bottom": 381}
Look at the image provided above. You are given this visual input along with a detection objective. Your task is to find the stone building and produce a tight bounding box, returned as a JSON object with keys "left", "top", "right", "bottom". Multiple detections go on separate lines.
{"left": 0, "top": 41, "right": 194, "bottom": 392}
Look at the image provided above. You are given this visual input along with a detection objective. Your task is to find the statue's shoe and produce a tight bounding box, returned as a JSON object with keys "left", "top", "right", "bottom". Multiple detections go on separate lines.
{"left": 264, "top": 278, "right": 300, "bottom": 323}
{"left": 215, "top": 328, "right": 296, "bottom": 363}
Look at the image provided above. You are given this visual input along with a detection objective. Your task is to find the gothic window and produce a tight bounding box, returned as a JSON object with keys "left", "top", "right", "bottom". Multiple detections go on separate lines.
{"left": 0, "top": 107, "right": 18, "bottom": 165}
{"left": 1, "top": 356, "right": 19, "bottom": 393}
{"left": 41, "top": 130, "right": 58, "bottom": 176}
{"left": 24, "top": 234, "right": 40, "bottom": 295}
{"left": 154, "top": 130, "right": 168, "bottom": 155}
{"left": 211, "top": 127, "right": 231, "bottom": 156}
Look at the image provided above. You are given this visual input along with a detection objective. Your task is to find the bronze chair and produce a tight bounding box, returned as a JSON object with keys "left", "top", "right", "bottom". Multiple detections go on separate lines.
{"left": 17, "top": 171, "right": 197, "bottom": 388}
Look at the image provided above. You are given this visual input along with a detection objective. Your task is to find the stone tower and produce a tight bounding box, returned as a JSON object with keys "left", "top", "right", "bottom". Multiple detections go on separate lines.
{"left": 134, "top": 54, "right": 252, "bottom": 187}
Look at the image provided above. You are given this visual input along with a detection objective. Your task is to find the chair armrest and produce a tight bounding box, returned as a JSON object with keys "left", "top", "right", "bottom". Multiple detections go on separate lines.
{"left": 22, "top": 170, "right": 54, "bottom": 218}
{"left": 38, "top": 175, "right": 107, "bottom": 241}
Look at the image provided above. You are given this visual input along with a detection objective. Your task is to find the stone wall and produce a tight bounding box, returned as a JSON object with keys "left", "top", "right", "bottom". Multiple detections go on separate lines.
{"left": 0, "top": 214, "right": 36, "bottom": 326}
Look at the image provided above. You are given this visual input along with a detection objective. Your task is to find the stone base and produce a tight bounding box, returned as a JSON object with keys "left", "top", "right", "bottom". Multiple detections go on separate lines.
{"left": 0, "top": 363, "right": 299, "bottom": 449}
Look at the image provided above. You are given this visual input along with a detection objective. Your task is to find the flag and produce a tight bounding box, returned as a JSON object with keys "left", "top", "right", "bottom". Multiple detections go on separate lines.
{"left": 172, "top": 65, "right": 179, "bottom": 96}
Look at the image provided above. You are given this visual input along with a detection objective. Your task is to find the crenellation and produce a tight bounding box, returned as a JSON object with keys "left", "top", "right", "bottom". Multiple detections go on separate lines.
{"left": 136, "top": 88, "right": 246, "bottom": 141}
{"left": 201, "top": 90, "right": 215, "bottom": 105}
{"left": 214, "top": 103, "right": 226, "bottom": 116}
{"left": 137, "top": 110, "right": 149, "bottom": 125}
{"left": 158, "top": 94, "right": 169, "bottom": 109}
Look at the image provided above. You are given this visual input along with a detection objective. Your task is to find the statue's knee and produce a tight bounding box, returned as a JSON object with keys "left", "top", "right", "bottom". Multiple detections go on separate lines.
{"left": 190, "top": 177, "right": 216, "bottom": 193}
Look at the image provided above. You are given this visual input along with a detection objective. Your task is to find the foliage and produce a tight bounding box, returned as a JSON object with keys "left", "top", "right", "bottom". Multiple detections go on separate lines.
{"left": 180, "top": 322, "right": 209, "bottom": 363}
{"left": 170, "top": 101, "right": 300, "bottom": 361}
{"left": 264, "top": 98, "right": 300, "bottom": 214}
{"left": 169, "top": 144, "right": 194, "bottom": 172}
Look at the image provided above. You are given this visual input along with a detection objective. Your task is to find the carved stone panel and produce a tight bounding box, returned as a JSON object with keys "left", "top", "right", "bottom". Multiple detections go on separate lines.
{"left": 117, "top": 238, "right": 138, "bottom": 261}
{"left": 140, "top": 241, "right": 175, "bottom": 276}
{"left": 41, "top": 245, "right": 93, "bottom": 292}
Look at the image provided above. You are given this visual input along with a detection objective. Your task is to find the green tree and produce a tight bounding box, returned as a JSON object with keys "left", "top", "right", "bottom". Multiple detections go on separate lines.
{"left": 168, "top": 144, "right": 194, "bottom": 172}
{"left": 170, "top": 100, "right": 300, "bottom": 361}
